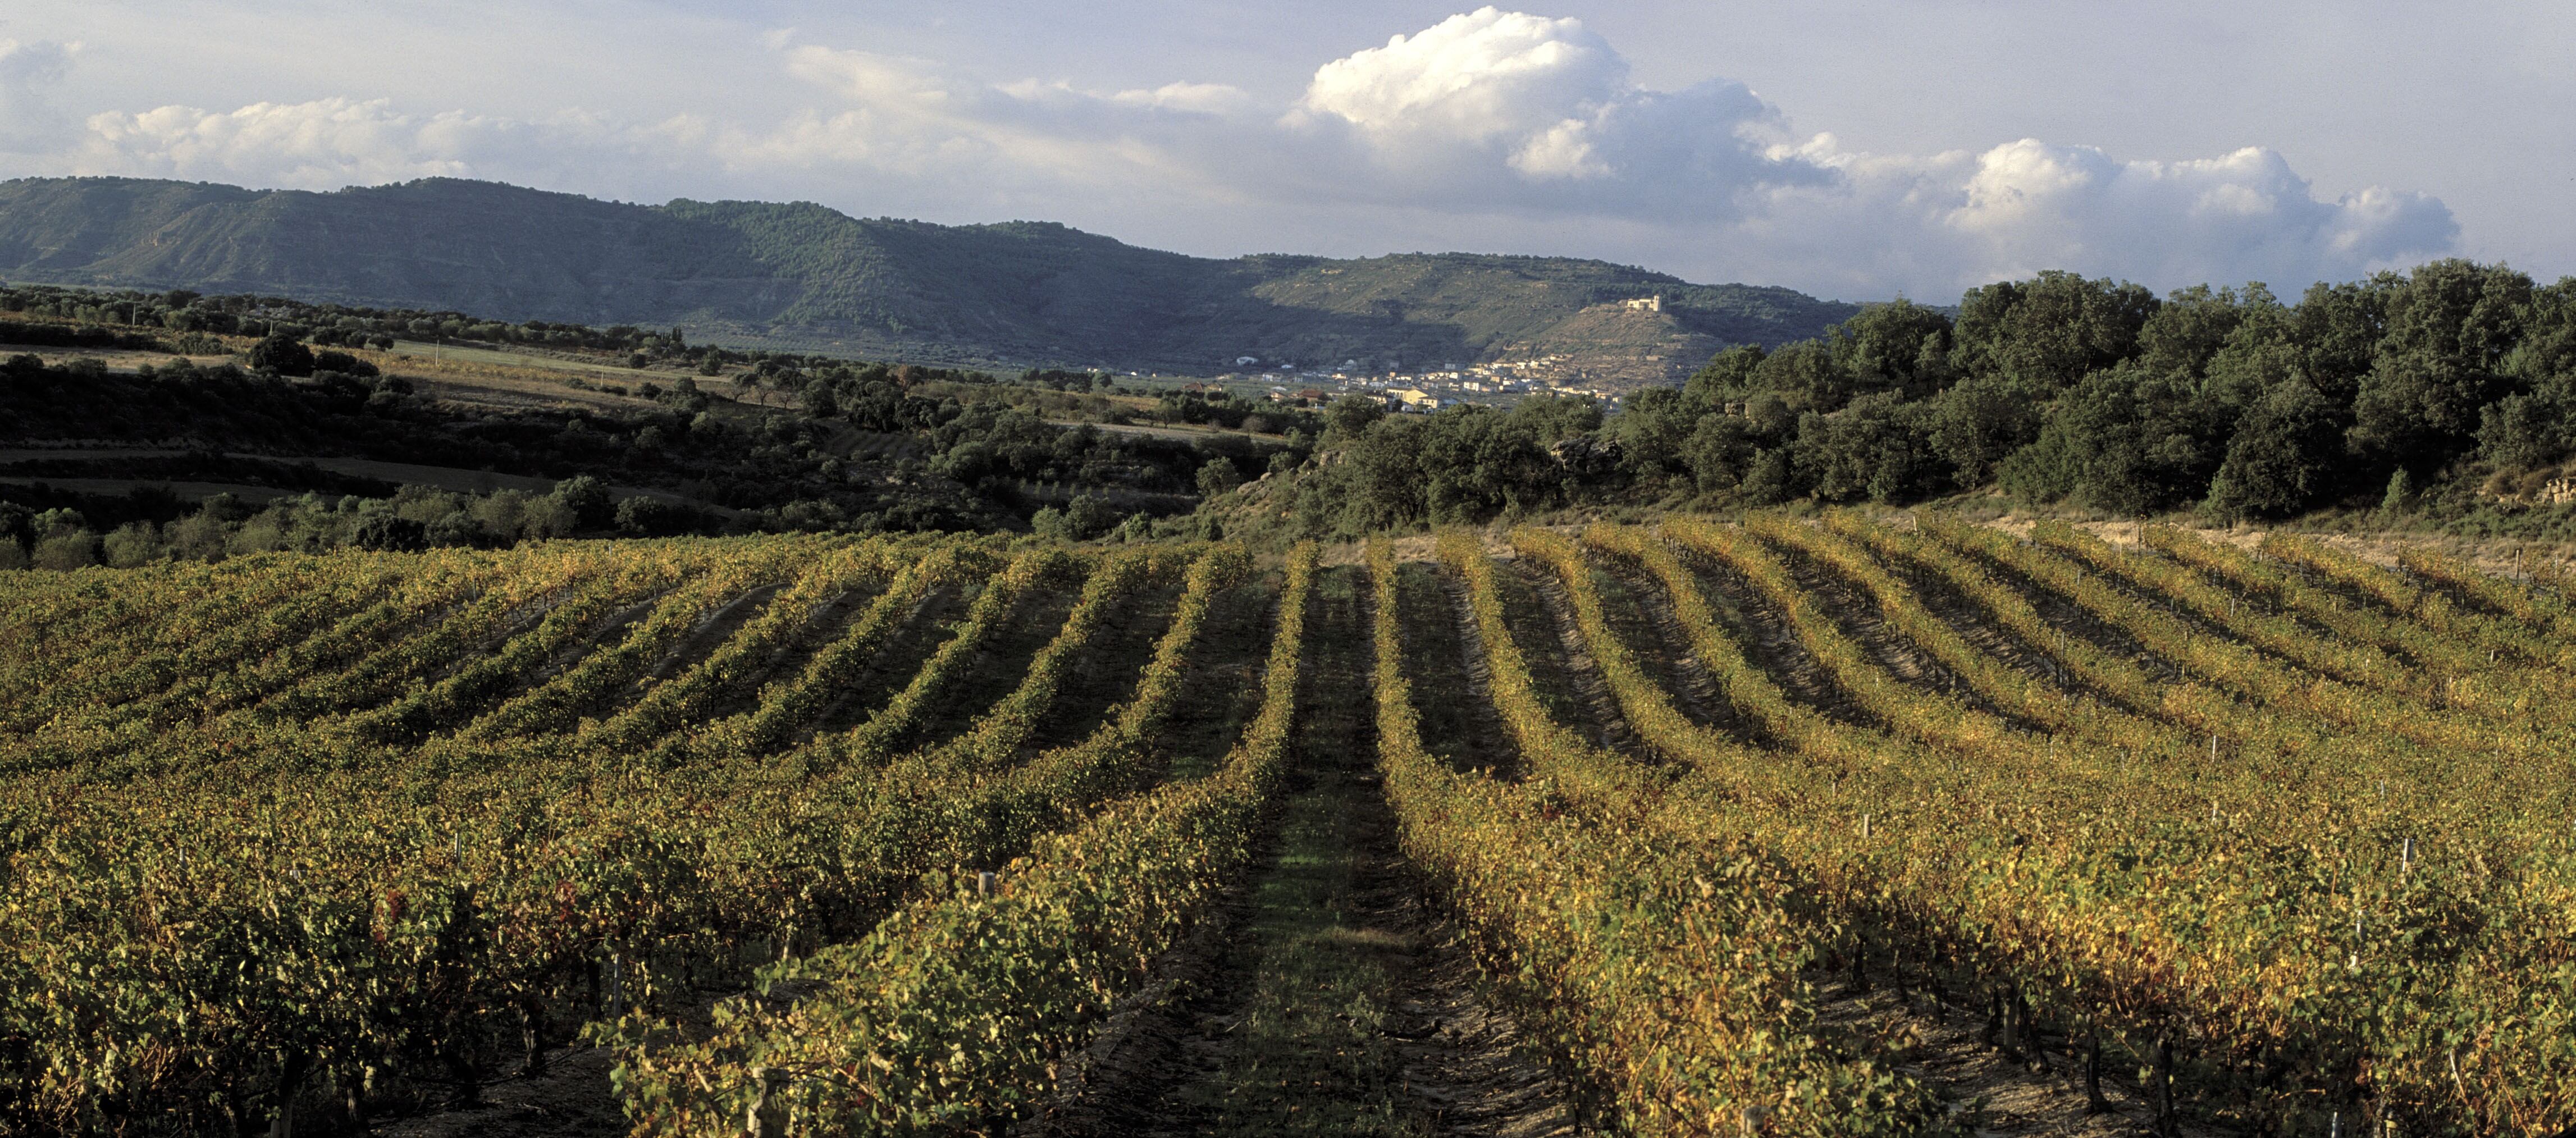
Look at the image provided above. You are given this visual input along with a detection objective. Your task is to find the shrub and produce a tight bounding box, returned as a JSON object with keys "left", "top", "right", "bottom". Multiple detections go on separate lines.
{"left": 246, "top": 333, "right": 316, "bottom": 377}
{"left": 352, "top": 515, "right": 430, "bottom": 552}
{"left": 33, "top": 531, "right": 99, "bottom": 570}
{"left": 102, "top": 523, "right": 163, "bottom": 567}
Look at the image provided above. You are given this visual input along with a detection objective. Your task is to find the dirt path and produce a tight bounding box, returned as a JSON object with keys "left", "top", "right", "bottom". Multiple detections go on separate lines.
{"left": 1760, "top": 534, "right": 2036, "bottom": 729}
{"left": 370, "top": 1044, "right": 626, "bottom": 1138}
{"left": 1394, "top": 561, "right": 1524, "bottom": 781}
{"left": 806, "top": 584, "right": 961, "bottom": 737}
{"left": 1026, "top": 579, "right": 1187, "bottom": 752}
{"left": 1657, "top": 545, "right": 1878, "bottom": 726}
{"left": 1806, "top": 963, "right": 2237, "bottom": 1137}
{"left": 1489, "top": 554, "right": 1649, "bottom": 760}
{"left": 1039, "top": 565, "right": 1576, "bottom": 1138}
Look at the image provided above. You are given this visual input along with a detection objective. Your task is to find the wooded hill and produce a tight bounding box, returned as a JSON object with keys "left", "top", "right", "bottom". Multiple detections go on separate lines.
{"left": 0, "top": 176, "right": 1855, "bottom": 382}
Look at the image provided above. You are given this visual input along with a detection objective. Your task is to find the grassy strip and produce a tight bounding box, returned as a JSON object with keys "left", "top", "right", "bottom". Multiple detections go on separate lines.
{"left": 1143, "top": 564, "right": 1437, "bottom": 1136}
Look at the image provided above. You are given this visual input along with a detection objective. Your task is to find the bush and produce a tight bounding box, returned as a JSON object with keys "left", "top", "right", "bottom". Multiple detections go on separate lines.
{"left": 33, "top": 531, "right": 100, "bottom": 570}
{"left": 519, "top": 496, "right": 579, "bottom": 541}
{"left": 352, "top": 515, "right": 430, "bottom": 552}
{"left": 165, "top": 511, "right": 229, "bottom": 560}
{"left": 247, "top": 333, "right": 316, "bottom": 377}
{"left": 1030, "top": 505, "right": 1072, "bottom": 541}
{"left": 102, "top": 523, "right": 163, "bottom": 567}
{"left": 1030, "top": 497, "right": 1133, "bottom": 541}
{"left": 312, "top": 350, "right": 378, "bottom": 378}
{"left": 473, "top": 490, "right": 529, "bottom": 542}
{"left": 549, "top": 474, "right": 614, "bottom": 531}
{"left": 32, "top": 507, "right": 89, "bottom": 540}
{"left": 1064, "top": 494, "right": 1120, "bottom": 540}
{"left": 1195, "top": 460, "right": 1243, "bottom": 497}
{"left": 616, "top": 495, "right": 692, "bottom": 536}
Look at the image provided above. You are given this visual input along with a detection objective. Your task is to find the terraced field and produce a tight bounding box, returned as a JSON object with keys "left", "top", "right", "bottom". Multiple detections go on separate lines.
{"left": 1, "top": 515, "right": 2568, "bottom": 1136}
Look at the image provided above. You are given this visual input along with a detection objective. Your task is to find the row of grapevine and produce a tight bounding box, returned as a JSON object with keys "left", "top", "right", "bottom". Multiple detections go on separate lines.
{"left": 246, "top": 546, "right": 610, "bottom": 723}
{"left": 2047, "top": 522, "right": 2576, "bottom": 738}
{"left": 1814, "top": 513, "right": 2543, "bottom": 821}
{"left": 909, "top": 546, "right": 1176, "bottom": 771}
{"left": 445, "top": 542, "right": 832, "bottom": 743}
{"left": 1960, "top": 519, "right": 2569, "bottom": 771}
{"left": 1610, "top": 518, "right": 2576, "bottom": 1133}
{"left": 2395, "top": 543, "right": 2576, "bottom": 639}
{"left": 4, "top": 518, "right": 2568, "bottom": 1135}
{"left": 1746, "top": 514, "right": 2189, "bottom": 757}
{"left": 2257, "top": 532, "right": 2554, "bottom": 664}
{"left": 0, "top": 535, "right": 1269, "bottom": 1135}
{"left": 0, "top": 559, "right": 449, "bottom": 772}
{"left": 801, "top": 547, "right": 1085, "bottom": 770}
{"left": 608, "top": 543, "right": 1314, "bottom": 1137}
{"left": 1402, "top": 536, "right": 1953, "bottom": 1135}
{"left": 2148, "top": 525, "right": 2576, "bottom": 736}
{"left": 575, "top": 543, "right": 900, "bottom": 757}
{"left": 0, "top": 545, "right": 659, "bottom": 779}
{"left": 0, "top": 552, "right": 380, "bottom": 726}
{"left": 637, "top": 542, "right": 1002, "bottom": 766}
{"left": 1823, "top": 513, "right": 2294, "bottom": 753}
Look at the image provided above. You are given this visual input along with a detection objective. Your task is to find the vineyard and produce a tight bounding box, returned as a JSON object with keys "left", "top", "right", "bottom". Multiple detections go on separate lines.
{"left": 1, "top": 514, "right": 2570, "bottom": 1137}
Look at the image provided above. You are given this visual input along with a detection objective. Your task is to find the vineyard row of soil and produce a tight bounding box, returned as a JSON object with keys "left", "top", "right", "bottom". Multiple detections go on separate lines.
{"left": 1, "top": 514, "right": 2569, "bottom": 1136}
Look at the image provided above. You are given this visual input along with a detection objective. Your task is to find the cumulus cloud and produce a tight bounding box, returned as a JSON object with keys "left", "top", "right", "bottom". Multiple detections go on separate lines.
{"left": 1298, "top": 10, "right": 1623, "bottom": 148}
{"left": 1943, "top": 140, "right": 2454, "bottom": 282}
{"left": 8, "top": 8, "right": 2461, "bottom": 296}
{"left": 1282, "top": 8, "right": 1823, "bottom": 217}
{"left": 1725, "top": 135, "right": 2457, "bottom": 297}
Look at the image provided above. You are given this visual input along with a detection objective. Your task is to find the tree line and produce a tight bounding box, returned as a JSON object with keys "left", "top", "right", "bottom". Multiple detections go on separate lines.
{"left": 1263, "top": 260, "right": 2576, "bottom": 538}
{"left": 0, "top": 345, "right": 1286, "bottom": 568}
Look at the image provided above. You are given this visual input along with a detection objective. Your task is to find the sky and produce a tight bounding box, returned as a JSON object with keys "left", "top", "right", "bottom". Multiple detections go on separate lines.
{"left": 1, "top": 1, "right": 2567, "bottom": 301}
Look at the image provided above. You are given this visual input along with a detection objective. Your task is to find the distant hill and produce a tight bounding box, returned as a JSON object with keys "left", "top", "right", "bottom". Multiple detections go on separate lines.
{"left": 0, "top": 176, "right": 1860, "bottom": 384}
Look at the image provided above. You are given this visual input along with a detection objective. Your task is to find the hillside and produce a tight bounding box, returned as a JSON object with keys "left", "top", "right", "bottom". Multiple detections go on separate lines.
{"left": 0, "top": 176, "right": 1856, "bottom": 383}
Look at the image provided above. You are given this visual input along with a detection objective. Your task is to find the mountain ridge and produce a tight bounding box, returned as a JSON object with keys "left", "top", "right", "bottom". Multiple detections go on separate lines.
{"left": 0, "top": 175, "right": 1861, "bottom": 382}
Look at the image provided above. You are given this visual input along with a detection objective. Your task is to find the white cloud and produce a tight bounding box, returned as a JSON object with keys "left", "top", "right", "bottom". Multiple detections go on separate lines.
{"left": 4, "top": 9, "right": 2461, "bottom": 298}
{"left": 1109, "top": 82, "right": 1255, "bottom": 116}
{"left": 1281, "top": 8, "right": 1821, "bottom": 218}
{"left": 66, "top": 98, "right": 671, "bottom": 190}
{"left": 0, "top": 39, "right": 79, "bottom": 152}
{"left": 1298, "top": 10, "right": 1622, "bottom": 145}
{"left": 1721, "top": 136, "right": 2456, "bottom": 296}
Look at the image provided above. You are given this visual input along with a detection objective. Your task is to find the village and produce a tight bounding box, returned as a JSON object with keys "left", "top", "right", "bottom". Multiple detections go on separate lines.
{"left": 1194, "top": 350, "right": 1648, "bottom": 414}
